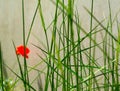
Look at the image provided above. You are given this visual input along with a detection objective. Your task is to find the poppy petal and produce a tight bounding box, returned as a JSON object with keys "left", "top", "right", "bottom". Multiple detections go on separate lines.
{"left": 16, "top": 45, "right": 30, "bottom": 58}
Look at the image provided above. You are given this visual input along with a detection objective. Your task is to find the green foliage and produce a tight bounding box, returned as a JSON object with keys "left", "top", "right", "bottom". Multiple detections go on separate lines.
{"left": 1, "top": 0, "right": 120, "bottom": 91}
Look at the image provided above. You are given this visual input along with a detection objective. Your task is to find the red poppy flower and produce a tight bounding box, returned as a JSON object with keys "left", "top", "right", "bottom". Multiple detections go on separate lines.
{"left": 16, "top": 45, "right": 30, "bottom": 58}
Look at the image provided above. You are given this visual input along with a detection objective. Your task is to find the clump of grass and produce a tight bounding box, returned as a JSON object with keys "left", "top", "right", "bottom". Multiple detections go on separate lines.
{"left": 1, "top": 0, "right": 120, "bottom": 91}
{"left": 36, "top": 0, "right": 120, "bottom": 91}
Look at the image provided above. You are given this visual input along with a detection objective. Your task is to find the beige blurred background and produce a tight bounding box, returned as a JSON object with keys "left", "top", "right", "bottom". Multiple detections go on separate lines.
{"left": 0, "top": 0, "right": 120, "bottom": 90}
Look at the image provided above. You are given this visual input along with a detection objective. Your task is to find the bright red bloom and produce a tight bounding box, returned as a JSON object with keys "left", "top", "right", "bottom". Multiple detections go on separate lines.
{"left": 16, "top": 45, "right": 30, "bottom": 58}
